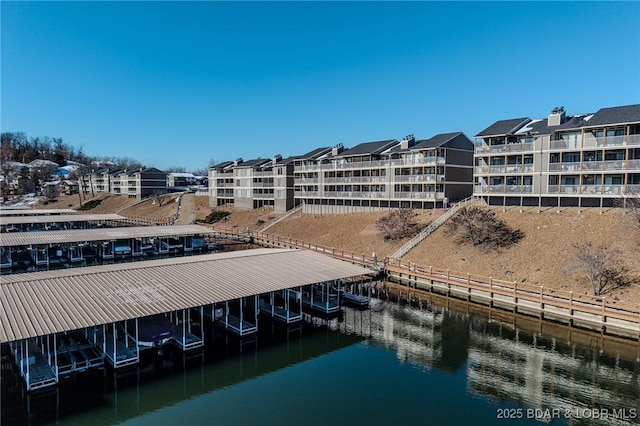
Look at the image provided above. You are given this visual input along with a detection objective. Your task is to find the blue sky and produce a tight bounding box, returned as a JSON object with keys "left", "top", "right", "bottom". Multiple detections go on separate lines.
{"left": 2, "top": 1, "right": 639, "bottom": 172}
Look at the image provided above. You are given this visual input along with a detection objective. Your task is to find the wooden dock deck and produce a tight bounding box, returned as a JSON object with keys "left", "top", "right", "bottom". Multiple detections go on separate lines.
{"left": 384, "top": 259, "right": 640, "bottom": 339}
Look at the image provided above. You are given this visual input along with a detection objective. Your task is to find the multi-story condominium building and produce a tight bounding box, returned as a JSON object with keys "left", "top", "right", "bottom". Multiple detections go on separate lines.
{"left": 209, "top": 156, "right": 299, "bottom": 212}
{"left": 167, "top": 172, "right": 199, "bottom": 188}
{"left": 208, "top": 160, "right": 236, "bottom": 207}
{"left": 474, "top": 104, "right": 640, "bottom": 208}
{"left": 81, "top": 167, "right": 167, "bottom": 199}
{"left": 295, "top": 133, "right": 474, "bottom": 214}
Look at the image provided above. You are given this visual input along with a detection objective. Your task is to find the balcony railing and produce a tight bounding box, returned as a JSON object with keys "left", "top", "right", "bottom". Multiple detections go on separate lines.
{"left": 323, "top": 176, "right": 387, "bottom": 184}
{"left": 547, "top": 185, "right": 625, "bottom": 195}
{"left": 392, "top": 174, "right": 440, "bottom": 183}
{"left": 476, "top": 141, "right": 535, "bottom": 153}
{"left": 549, "top": 159, "right": 640, "bottom": 172}
{"left": 294, "top": 178, "right": 319, "bottom": 185}
{"left": 253, "top": 192, "right": 274, "bottom": 199}
{"left": 393, "top": 191, "right": 443, "bottom": 200}
{"left": 550, "top": 134, "right": 640, "bottom": 150}
{"left": 322, "top": 191, "right": 387, "bottom": 199}
{"left": 475, "top": 185, "right": 533, "bottom": 194}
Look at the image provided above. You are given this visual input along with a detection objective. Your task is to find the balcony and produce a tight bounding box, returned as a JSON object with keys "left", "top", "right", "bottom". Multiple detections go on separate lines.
{"left": 322, "top": 191, "right": 387, "bottom": 199}
{"left": 392, "top": 174, "right": 439, "bottom": 183}
{"left": 547, "top": 185, "right": 624, "bottom": 195}
{"left": 253, "top": 192, "right": 274, "bottom": 199}
{"left": 548, "top": 159, "right": 640, "bottom": 172}
{"left": 323, "top": 176, "right": 386, "bottom": 184}
{"left": 294, "top": 178, "right": 319, "bottom": 185}
{"left": 551, "top": 134, "right": 640, "bottom": 150}
{"left": 393, "top": 191, "right": 439, "bottom": 200}
{"left": 548, "top": 162, "right": 581, "bottom": 172}
{"left": 475, "top": 185, "right": 533, "bottom": 194}
{"left": 297, "top": 191, "right": 320, "bottom": 197}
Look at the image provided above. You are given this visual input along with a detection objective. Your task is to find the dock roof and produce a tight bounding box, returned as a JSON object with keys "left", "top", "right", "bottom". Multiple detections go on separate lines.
{"left": 0, "top": 208, "right": 77, "bottom": 216}
{"left": 1, "top": 213, "right": 127, "bottom": 226}
{"left": 0, "top": 224, "right": 214, "bottom": 247}
{"left": 0, "top": 248, "right": 373, "bottom": 343}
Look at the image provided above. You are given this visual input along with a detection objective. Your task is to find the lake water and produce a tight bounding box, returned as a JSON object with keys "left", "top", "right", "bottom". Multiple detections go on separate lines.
{"left": 2, "top": 287, "right": 639, "bottom": 426}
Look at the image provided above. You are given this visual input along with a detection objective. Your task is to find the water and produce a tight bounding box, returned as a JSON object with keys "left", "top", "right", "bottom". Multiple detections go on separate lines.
{"left": 2, "top": 292, "right": 639, "bottom": 426}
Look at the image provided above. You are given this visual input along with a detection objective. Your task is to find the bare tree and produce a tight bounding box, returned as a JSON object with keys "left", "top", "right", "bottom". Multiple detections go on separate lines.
{"left": 569, "top": 241, "right": 637, "bottom": 296}
{"left": 377, "top": 208, "right": 420, "bottom": 240}
{"left": 152, "top": 190, "right": 168, "bottom": 206}
{"left": 619, "top": 190, "right": 640, "bottom": 230}
{"left": 445, "top": 206, "right": 524, "bottom": 249}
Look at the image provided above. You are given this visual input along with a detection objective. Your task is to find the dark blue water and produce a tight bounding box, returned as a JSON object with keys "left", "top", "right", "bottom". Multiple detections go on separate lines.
{"left": 2, "top": 296, "right": 639, "bottom": 425}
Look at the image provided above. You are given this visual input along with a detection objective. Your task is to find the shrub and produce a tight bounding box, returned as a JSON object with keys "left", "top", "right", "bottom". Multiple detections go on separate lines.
{"left": 199, "top": 210, "right": 230, "bottom": 224}
{"left": 445, "top": 206, "right": 524, "bottom": 249}
{"left": 78, "top": 199, "right": 102, "bottom": 211}
{"left": 377, "top": 208, "right": 420, "bottom": 241}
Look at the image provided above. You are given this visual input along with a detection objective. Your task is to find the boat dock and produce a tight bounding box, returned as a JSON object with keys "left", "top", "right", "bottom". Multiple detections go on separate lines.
{"left": 1, "top": 248, "right": 373, "bottom": 391}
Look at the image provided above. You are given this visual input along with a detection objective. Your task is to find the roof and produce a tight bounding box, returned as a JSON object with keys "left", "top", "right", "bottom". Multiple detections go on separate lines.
{"left": 299, "top": 147, "right": 332, "bottom": 159}
{"left": 168, "top": 172, "right": 196, "bottom": 178}
{"left": 337, "top": 139, "right": 398, "bottom": 157}
{"left": 475, "top": 118, "right": 530, "bottom": 137}
{"left": 1, "top": 213, "right": 127, "bottom": 226}
{"left": 0, "top": 248, "right": 373, "bottom": 343}
{"left": 0, "top": 208, "right": 77, "bottom": 216}
{"left": 209, "top": 161, "right": 234, "bottom": 170}
{"left": 274, "top": 156, "right": 301, "bottom": 166}
{"left": 0, "top": 224, "right": 214, "bottom": 247}
{"left": 234, "top": 158, "right": 270, "bottom": 168}
{"left": 411, "top": 132, "right": 464, "bottom": 150}
{"left": 581, "top": 104, "right": 640, "bottom": 127}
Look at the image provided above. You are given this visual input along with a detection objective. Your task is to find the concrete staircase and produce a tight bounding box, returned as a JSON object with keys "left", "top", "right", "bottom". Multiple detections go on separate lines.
{"left": 390, "top": 196, "right": 478, "bottom": 259}
{"left": 258, "top": 204, "right": 303, "bottom": 233}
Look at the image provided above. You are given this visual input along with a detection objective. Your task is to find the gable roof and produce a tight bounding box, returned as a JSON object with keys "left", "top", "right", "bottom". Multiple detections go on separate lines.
{"left": 300, "top": 147, "right": 332, "bottom": 159}
{"left": 581, "top": 104, "right": 640, "bottom": 127}
{"left": 337, "top": 139, "right": 398, "bottom": 157}
{"left": 475, "top": 118, "right": 531, "bottom": 137}
{"left": 411, "top": 132, "right": 464, "bottom": 150}
{"left": 210, "top": 161, "right": 234, "bottom": 170}
{"left": 234, "top": 158, "right": 270, "bottom": 168}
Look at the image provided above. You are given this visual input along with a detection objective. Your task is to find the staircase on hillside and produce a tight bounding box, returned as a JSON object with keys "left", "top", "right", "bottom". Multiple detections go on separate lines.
{"left": 257, "top": 204, "right": 303, "bottom": 233}
{"left": 390, "top": 196, "right": 478, "bottom": 259}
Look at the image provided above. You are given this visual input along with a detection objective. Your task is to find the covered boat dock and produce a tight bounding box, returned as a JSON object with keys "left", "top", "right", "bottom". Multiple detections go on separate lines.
{"left": 0, "top": 248, "right": 373, "bottom": 391}
{"left": 0, "top": 224, "right": 218, "bottom": 272}
{"left": 0, "top": 213, "right": 132, "bottom": 233}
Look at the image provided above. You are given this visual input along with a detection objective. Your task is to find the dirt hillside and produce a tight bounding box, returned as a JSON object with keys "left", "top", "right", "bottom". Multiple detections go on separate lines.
{"left": 32, "top": 195, "right": 640, "bottom": 305}
{"left": 404, "top": 207, "right": 640, "bottom": 304}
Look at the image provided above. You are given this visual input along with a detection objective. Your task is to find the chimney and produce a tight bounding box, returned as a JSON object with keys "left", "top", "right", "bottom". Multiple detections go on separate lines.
{"left": 548, "top": 106, "right": 566, "bottom": 126}
{"left": 233, "top": 157, "right": 243, "bottom": 166}
{"left": 401, "top": 134, "right": 415, "bottom": 150}
{"left": 272, "top": 154, "right": 282, "bottom": 165}
{"left": 331, "top": 143, "right": 344, "bottom": 156}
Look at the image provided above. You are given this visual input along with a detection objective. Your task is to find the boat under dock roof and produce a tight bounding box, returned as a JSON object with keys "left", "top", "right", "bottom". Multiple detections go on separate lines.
{"left": 0, "top": 248, "right": 374, "bottom": 343}
{"left": 0, "top": 224, "right": 214, "bottom": 247}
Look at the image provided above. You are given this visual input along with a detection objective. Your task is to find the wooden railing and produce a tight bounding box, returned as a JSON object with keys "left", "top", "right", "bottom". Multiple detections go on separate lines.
{"left": 205, "top": 225, "right": 640, "bottom": 331}
{"left": 385, "top": 258, "right": 640, "bottom": 329}
{"left": 209, "top": 225, "right": 379, "bottom": 268}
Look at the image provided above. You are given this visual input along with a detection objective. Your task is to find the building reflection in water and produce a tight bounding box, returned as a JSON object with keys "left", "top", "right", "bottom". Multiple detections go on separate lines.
{"left": 335, "top": 297, "right": 640, "bottom": 421}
